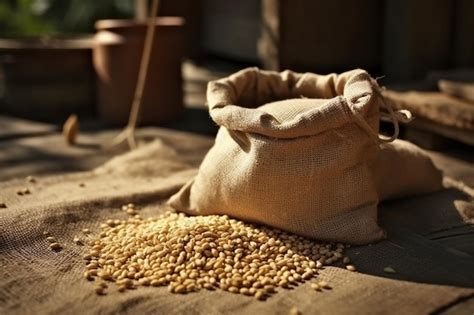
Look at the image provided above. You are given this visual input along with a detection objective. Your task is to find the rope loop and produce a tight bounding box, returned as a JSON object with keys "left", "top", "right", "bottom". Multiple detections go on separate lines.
{"left": 349, "top": 81, "right": 413, "bottom": 144}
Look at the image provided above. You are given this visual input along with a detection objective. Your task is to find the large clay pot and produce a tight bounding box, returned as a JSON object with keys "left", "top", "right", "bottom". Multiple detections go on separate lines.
{"left": 0, "top": 36, "right": 95, "bottom": 122}
{"left": 93, "top": 17, "right": 185, "bottom": 125}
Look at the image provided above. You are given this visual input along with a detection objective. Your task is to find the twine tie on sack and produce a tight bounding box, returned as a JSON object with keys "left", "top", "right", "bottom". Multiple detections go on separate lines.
{"left": 348, "top": 85, "right": 412, "bottom": 144}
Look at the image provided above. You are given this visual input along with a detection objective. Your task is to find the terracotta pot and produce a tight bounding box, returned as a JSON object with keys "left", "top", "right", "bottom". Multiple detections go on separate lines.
{"left": 93, "top": 17, "right": 185, "bottom": 125}
{"left": 0, "top": 36, "right": 95, "bottom": 122}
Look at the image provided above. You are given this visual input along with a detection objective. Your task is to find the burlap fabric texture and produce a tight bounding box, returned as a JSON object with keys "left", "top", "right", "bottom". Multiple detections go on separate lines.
{"left": 375, "top": 139, "right": 443, "bottom": 201}
{"left": 1, "top": 134, "right": 472, "bottom": 315}
{"left": 169, "top": 68, "right": 423, "bottom": 245}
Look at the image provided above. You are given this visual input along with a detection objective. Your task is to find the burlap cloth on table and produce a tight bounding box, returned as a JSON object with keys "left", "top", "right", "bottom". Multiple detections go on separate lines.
{"left": 1, "top": 136, "right": 473, "bottom": 314}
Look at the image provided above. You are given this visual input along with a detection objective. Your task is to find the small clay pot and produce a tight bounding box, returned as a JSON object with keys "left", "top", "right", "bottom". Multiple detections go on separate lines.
{"left": 0, "top": 36, "right": 95, "bottom": 122}
{"left": 93, "top": 17, "right": 185, "bottom": 125}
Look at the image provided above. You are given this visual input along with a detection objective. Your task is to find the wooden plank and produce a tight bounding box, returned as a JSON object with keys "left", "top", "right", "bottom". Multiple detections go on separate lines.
{"left": 404, "top": 118, "right": 474, "bottom": 147}
{"left": 439, "top": 296, "right": 474, "bottom": 315}
{"left": 452, "top": 0, "right": 474, "bottom": 68}
{"left": 384, "top": 0, "right": 453, "bottom": 82}
{"left": 384, "top": 226, "right": 474, "bottom": 285}
{"left": 260, "top": 0, "right": 381, "bottom": 72}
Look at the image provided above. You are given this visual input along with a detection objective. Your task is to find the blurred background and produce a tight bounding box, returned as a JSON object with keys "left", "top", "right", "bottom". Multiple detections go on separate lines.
{"left": 0, "top": 0, "right": 473, "bottom": 154}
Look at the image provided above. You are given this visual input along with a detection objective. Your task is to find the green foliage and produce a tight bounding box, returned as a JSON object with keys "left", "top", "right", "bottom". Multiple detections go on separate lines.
{"left": 0, "top": 0, "right": 135, "bottom": 37}
{"left": 0, "top": 0, "right": 55, "bottom": 36}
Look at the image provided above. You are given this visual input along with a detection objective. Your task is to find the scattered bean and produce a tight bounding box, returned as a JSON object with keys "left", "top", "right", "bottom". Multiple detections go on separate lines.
{"left": 95, "top": 286, "right": 106, "bottom": 295}
{"left": 383, "top": 266, "right": 396, "bottom": 274}
{"left": 80, "top": 211, "right": 348, "bottom": 298}
{"left": 289, "top": 306, "right": 302, "bottom": 315}
{"left": 73, "top": 236, "right": 83, "bottom": 245}
{"left": 49, "top": 243, "right": 62, "bottom": 251}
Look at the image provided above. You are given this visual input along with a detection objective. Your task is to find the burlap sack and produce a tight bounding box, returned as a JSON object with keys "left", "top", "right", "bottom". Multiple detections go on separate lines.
{"left": 169, "top": 68, "right": 414, "bottom": 244}
{"left": 375, "top": 139, "right": 443, "bottom": 201}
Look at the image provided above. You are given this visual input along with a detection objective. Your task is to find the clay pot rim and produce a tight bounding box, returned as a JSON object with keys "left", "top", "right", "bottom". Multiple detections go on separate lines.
{"left": 0, "top": 35, "right": 94, "bottom": 50}
{"left": 95, "top": 17, "right": 185, "bottom": 31}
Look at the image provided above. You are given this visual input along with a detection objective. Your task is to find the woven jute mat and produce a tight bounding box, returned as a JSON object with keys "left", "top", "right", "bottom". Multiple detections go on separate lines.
{"left": 1, "top": 134, "right": 473, "bottom": 314}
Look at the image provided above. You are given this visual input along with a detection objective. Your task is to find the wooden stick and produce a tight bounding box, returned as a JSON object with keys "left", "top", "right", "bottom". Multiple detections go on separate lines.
{"left": 135, "top": 0, "right": 148, "bottom": 22}
{"left": 108, "top": 0, "right": 160, "bottom": 150}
